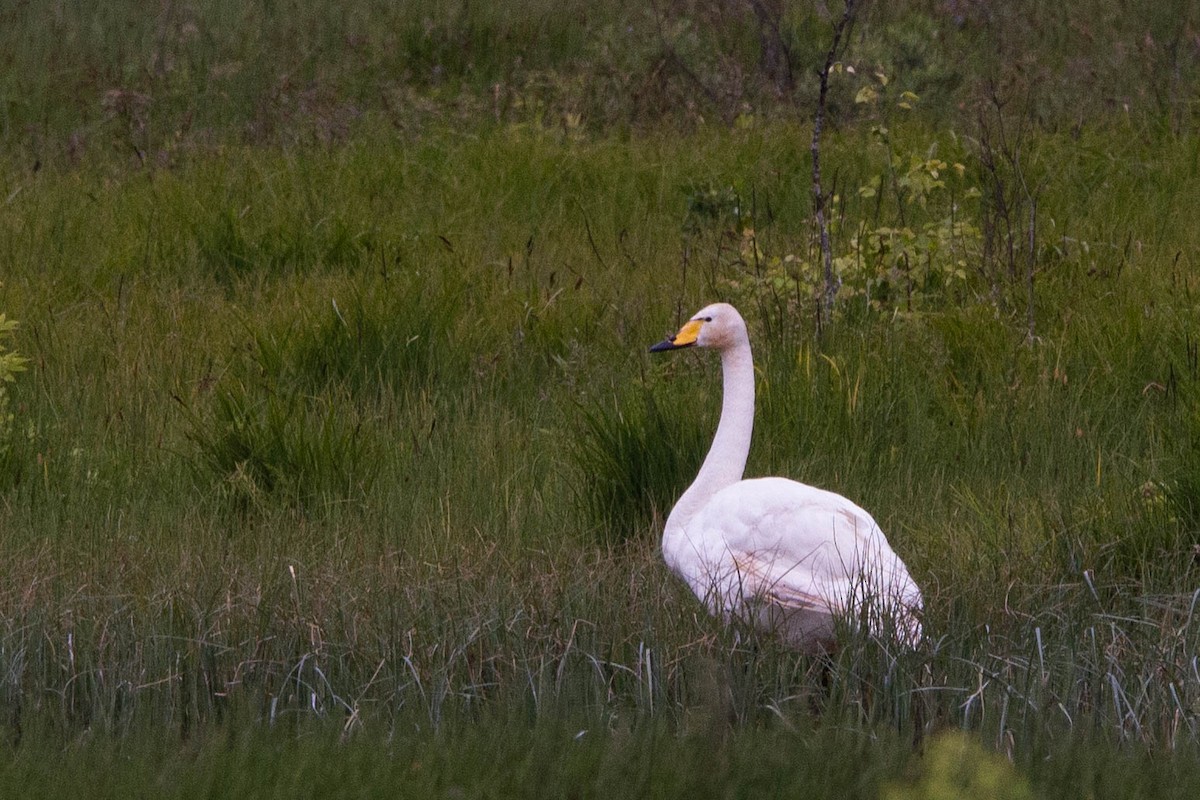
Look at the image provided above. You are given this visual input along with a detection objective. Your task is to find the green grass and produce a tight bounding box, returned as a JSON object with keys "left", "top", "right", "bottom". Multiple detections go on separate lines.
{"left": 4, "top": 0, "right": 1199, "bottom": 169}
{"left": 2, "top": 0, "right": 1200, "bottom": 796}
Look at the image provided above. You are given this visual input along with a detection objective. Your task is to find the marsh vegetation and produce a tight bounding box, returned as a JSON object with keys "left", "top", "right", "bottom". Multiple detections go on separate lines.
{"left": 2, "top": 1, "right": 1200, "bottom": 796}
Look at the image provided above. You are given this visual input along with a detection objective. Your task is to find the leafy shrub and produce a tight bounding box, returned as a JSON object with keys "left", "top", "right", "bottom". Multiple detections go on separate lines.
{"left": 709, "top": 80, "right": 984, "bottom": 327}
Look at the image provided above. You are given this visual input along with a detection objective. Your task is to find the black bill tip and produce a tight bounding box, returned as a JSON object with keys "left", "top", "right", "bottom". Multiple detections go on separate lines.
{"left": 649, "top": 338, "right": 686, "bottom": 353}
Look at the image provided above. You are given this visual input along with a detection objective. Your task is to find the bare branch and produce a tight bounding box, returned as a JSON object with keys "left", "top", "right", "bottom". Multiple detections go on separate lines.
{"left": 812, "top": 0, "right": 859, "bottom": 330}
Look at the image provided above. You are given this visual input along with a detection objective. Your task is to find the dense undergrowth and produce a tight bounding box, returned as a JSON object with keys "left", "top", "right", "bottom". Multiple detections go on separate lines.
{"left": 2, "top": 0, "right": 1200, "bottom": 797}
{"left": 4, "top": 0, "right": 1200, "bottom": 169}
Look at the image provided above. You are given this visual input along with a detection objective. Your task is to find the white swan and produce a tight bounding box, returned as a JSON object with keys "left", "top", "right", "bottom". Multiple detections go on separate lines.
{"left": 650, "top": 303, "right": 923, "bottom": 652}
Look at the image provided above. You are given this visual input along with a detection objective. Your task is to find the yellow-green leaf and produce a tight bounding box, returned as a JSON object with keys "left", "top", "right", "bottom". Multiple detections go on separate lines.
{"left": 855, "top": 86, "right": 878, "bottom": 104}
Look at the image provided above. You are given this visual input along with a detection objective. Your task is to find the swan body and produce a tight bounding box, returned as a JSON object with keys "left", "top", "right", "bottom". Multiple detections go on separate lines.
{"left": 650, "top": 303, "right": 923, "bottom": 652}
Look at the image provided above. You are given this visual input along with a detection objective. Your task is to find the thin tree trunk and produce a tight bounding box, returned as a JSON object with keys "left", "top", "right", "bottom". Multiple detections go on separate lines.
{"left": 812, "top": 0, "right": 857, "bottom": 330}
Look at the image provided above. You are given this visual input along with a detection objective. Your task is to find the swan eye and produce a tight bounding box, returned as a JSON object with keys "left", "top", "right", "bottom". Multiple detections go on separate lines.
{"left": 703, "top": 316, "right": 713, "bottom": 322}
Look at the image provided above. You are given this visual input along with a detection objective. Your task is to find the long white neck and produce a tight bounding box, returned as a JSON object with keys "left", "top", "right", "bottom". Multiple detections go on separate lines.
{"left": 663, "top": 336, "right": 755, "bottom": 538}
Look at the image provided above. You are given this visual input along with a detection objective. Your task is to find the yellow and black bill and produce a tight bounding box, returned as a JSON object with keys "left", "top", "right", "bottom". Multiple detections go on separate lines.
{"left": 649, "top": 318, "right": 703, "bottom": 352}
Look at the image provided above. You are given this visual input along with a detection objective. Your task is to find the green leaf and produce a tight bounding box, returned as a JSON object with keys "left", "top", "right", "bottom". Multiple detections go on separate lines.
{"left": 855, "top": 86, "right": 878, "bottom": 105}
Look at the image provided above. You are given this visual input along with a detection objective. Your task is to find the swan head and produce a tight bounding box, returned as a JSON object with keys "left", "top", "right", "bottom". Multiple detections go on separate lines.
{"left": 649, "top": 302, "right": 747, "bottom": 353}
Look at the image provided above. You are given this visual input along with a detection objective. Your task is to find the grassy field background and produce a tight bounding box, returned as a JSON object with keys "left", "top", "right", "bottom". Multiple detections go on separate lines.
{"left": 2, "top": 0, "right": 1200, "bottom": 796}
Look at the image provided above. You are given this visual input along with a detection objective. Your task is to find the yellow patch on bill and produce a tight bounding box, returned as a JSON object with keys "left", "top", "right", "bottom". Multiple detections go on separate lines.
{"left": 672, "top": 319, "right": 704, "bottom": 347}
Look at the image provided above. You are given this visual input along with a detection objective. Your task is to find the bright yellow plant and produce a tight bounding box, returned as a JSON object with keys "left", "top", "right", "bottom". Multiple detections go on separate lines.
{"left": 885, "top": 731, "right": 1033, "bottom": 800}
